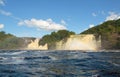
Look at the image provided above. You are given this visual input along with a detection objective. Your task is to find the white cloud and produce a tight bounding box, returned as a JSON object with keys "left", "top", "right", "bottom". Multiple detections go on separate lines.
{"left": 89, "top": 24, "right": 94, "bottom": 28}
{"left": 61, "top": 20, "right": 66, "bottom": 25}
{"left": 92, "top": 13, "right": 97, "bottom": 17}
{"left": 0, "top": 10, "right": 11, "bottom": 16}
{"left": 11, "top": 15, "right": 22, "bottom": 21}
{"left": 106, "top": 12, "right": 120, "bottom": 21}
{"left": 18, "top": 18, "right": 67, "bottom": 31}
{"left": 0, "top": 9, "right": 22, "bottom": 21}
{"left": 0, "top": 0, "right": 5, "bottom": 6}
{"left": 0, "top": 24, "right": 4, "bottom": 29}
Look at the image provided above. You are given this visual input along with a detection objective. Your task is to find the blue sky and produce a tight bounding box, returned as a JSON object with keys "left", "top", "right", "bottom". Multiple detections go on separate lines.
{"left": 0, "top": 0, "right": 120, "bottom": 37}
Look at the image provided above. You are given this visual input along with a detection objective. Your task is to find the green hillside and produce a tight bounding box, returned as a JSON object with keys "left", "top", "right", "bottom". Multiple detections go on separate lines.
{"left": 81, "top": 19, "right": 120, "bottom": 49}
{"left": 0, "top": 31, "right": 29, "bottom": 49}
{"left": 0, "top": 31, "right": 14, "bottom": 41}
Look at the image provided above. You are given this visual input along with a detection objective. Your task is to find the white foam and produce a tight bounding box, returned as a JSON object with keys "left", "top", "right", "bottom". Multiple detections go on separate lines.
{"left": 0, "top": 57, "right": 7, "bottom": 60}
{"left": 49, "top": 56, "right": 58, "bottom": 60}
{"left": 11, "top": 51, "right": 27, "bottom": 55}
{"left": 92, "top": 74, "right": 100, "bottom": 77}
{"left": 2, "top": 57, "right": 25, "bottom": 64}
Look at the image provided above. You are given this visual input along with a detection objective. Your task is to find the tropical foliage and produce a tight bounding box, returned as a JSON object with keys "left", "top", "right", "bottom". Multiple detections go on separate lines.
{"left": 0, "top": 31, "right": 27, "bottom": 49}
{"left": 81, "top": 19, "right": 120, "bottom": 49}
{"left": 0, "top": 31, "right": 14, "bottom": 41}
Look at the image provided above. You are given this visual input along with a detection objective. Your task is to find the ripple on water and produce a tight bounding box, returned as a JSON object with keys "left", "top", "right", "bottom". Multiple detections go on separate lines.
{"left": 0, "top": 50, "right": 120, "bottom": 77}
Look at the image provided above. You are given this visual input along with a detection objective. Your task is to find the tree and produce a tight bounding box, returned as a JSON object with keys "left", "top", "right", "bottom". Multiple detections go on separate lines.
{"left": 81, "top": 19, "right": 120, "bottom": 49}
{"left": 0, "top": 31, "right": 14, "bottom": 41}
{"left": 0, "top": 37, "right": 26, "bottom": 49}
{"left": 39, "top": 30, "right": 75, "bottom": 46}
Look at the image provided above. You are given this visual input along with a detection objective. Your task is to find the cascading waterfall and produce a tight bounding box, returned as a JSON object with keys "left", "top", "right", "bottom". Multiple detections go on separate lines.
{"left": 25, "top": 34, "right": 101, "bottom": 50}
{"left": 27, "top": 39, "right": 48, "bottom": 50}
{"left": 55, "top": 34, "right": 101, "bottom": 50}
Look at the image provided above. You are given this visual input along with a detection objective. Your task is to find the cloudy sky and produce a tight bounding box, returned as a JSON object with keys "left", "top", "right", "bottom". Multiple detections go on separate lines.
{"left": 0, "top": 0, "right": 120, "bottom": 37}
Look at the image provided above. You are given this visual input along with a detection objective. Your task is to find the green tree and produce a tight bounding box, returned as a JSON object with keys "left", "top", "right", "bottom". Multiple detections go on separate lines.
{"left": 0, "top": 31, "right": 14, "bottom": 41}
{"left": 81, "top": 19, "right": 120, "bottom": 49}
{"left": 0, "top": 37, "right": 25, "bottom": 49}
{"left": 39, "top": 30, "right": 75, "bottom": 46}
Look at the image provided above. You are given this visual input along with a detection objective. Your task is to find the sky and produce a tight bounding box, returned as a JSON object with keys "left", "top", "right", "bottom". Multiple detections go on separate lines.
{"left": 0, "top": 0, "right": 120, "bottom": 37}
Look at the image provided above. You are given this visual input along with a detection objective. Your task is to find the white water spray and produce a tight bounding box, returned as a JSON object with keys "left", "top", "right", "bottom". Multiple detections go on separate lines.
{"left": 55, "top": 34, "right": 101, "bottom": 50}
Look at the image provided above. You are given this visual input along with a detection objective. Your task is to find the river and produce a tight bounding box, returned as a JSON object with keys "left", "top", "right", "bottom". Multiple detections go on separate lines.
{"left": 0, "top": 50, "right": 120, "bottom": 77}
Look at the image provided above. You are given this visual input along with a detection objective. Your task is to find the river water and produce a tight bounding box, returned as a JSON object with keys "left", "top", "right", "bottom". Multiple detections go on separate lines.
{"left": 0, "top": 50, "right": 120, "bottom": 77}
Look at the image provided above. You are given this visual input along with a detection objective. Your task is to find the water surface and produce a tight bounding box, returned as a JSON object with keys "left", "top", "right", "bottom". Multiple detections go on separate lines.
{"left": 0, "top": 50, "right": 120, "bottom": 77}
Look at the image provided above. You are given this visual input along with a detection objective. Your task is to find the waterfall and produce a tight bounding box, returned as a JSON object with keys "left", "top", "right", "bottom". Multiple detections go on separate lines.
{"left": 55, "top": 34, "right": 101, "bottom": 50}
{"left": 27, "top": 39, "right": 48, "bottom": 50}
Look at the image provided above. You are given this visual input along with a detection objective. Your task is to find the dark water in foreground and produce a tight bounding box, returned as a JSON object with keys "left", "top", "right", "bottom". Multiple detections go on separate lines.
{"left": 0, "top": 50, "right": 120, "bottom": 77}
